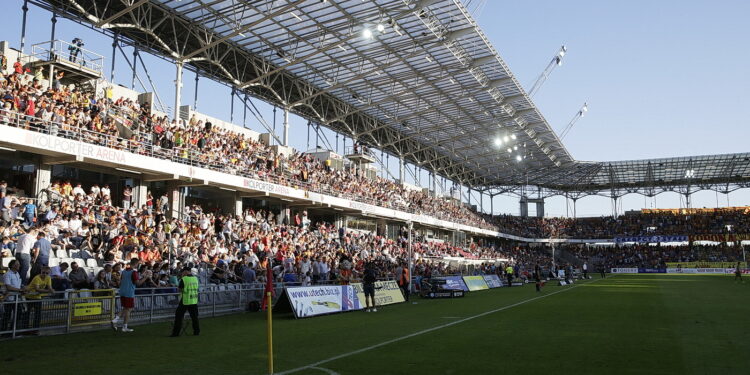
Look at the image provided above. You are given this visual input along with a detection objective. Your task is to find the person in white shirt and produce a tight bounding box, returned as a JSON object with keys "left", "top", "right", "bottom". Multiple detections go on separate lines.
{"left": 1, "top": 260, "right": 23, "bottom": 330}
{"left": 68, "top": 214, "right": 83, "bottom": 234}
{"left": 72, "top": 183, "right": 85, "bottom": 197}
{"left": 15, "top": 229, "right": 38, "bottom": 284}
{"left": 100, "top": 185, "right": 111, "bottom": 200}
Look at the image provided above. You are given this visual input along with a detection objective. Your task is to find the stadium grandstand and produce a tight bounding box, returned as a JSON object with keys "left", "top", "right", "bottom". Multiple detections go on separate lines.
{"left": 0, "top": 1, "right": 748, "bottom": 374}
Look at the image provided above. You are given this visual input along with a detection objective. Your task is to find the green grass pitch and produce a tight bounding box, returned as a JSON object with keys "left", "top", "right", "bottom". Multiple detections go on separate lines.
{"left": 3, "top": 275, "right": 749, "bottom": 374}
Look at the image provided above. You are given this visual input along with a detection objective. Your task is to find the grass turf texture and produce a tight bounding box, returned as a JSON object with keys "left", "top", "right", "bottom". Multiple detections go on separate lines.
{"left": 3, "top": 275, "right": 748, "bottom": 374}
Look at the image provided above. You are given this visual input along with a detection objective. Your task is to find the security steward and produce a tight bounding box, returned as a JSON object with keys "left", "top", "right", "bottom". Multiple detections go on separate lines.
{"left": 170, "top": 267, "right": 200, "bottom": 337}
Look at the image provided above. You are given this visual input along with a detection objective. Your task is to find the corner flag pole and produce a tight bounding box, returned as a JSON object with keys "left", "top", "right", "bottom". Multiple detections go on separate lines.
{"left": 267, "top": 291, "right": 273, "bottom": 375}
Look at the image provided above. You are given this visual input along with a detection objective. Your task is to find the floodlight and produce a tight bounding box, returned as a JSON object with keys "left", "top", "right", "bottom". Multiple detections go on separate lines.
{"left": 516, "top": 155, "right": 522, "bottom": 162}
{"left": 513, "top": 145, "right": 518, "bottom": 151}
{"left": 503, "top": 135, "right": 509, "bottom": 142}
{"left": 511, "top": 134, "right": 517, "bottom": 140}
{"left": 363, "top": 28, "right": 373, "bottom": 39}
{"left": 495, "top": 138, "right": 502, "bottom": 146}
{"left": 377, "top": 24, "right": 385, "bottom": 32}
{"left": 507, "top": 148, "right": 512, "bottom": 153}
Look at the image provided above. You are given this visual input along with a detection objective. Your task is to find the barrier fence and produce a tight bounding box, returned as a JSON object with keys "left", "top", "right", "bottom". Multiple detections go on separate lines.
{"left": 0, "top": 283, "right": 283, "bottom": 339}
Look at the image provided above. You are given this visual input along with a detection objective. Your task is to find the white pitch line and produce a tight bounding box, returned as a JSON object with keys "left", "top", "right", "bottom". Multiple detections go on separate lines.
{"left": 275, "top": 277, "right": 606, "bottom": 375}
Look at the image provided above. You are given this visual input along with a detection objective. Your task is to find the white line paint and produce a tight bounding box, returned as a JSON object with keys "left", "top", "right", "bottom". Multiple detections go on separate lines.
{"left": 275, "top": 278, "right": 605, "bottom": 374}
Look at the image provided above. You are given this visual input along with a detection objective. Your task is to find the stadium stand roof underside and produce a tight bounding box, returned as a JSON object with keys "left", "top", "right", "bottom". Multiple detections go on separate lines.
{"left": 31, "top": 0, "right": 750, "bottom": 199}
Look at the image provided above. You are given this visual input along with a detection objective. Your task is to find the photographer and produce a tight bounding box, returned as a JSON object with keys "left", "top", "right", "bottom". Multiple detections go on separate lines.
{"left": 68, "top": 38, "right": 84, "bottom": 63}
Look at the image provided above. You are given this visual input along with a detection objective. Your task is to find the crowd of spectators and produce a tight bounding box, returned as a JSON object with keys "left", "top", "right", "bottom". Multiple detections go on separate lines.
{"left": 0, "top": 62, "right": 496, "bottom": 231}
{"left": 489, "top": 208, "right": 750, "bottom": 239}
{"left": 567, "top": 243, "right": 746, "bottom": 269}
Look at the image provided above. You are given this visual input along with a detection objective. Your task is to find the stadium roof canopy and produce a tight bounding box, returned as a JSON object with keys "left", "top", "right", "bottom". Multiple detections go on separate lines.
{"left": 31, "top": 0, "right": 750, "bottom": 198}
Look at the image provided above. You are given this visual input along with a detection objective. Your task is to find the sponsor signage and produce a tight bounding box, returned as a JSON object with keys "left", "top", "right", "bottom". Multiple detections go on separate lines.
{"left": 638, "top": 268, "right": 667, "bottom": 274}
{"left": 462, "top": 276, "right": 489, "bottom": 291}
{"left": 690, "top": 234, "right": 750, "bottom": 242}
{"left": 483, "top": 275, "right": 503, "bottom": 288}
{"left": 425, "top": 290, "right": 465, "bottom": 298}
{"left": 614, "top": 236, "right": 688, "bottom": 244}
{"left": 285, "top": 285, "right": 362, "bottom": 318}
{"left": 610, "top": 268, "right": 639, "bottom": 273}
{"left": 73, "top": 302, "right": 102, "bottom": 317}
{"left": 351, "top": 280, "right": 405, "bottom": 307}
{"left": 666, "top": 262, "right": 747, "bottom": 269}
{"left": 436, "top": 276, "right": 470, "bottom": 292}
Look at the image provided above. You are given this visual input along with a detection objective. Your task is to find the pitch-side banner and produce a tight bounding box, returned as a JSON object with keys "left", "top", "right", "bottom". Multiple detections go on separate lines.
{"left": 462, "top": 276, "right": 490, "bottom": 291}
{"left": 483, "top": 274, "right": 503, "bottom": 288}
{"left": 351, "top": 280, "right": 406, "bottom": 307}
{"left": 610, "top": 268, "right": 639, "bottom": 273}
{"left": 666, "top": 261, "right": 747, "bottom": 269}
{"left": 614, "top": 235, "right": 688, "bottom": 244}
{"left": 437, "top": 276, "right": 470, "bottom": 291}
{"left": 286, "top": 285, "right": 362, "bottom": 318}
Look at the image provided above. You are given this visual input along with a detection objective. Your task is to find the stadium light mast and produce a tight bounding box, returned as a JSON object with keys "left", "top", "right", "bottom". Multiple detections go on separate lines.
{"left": 559, "top": 102, "right": 588, "bottom": 140}
{"left": 527, "top": 45, "right": 567, "bottom": 98}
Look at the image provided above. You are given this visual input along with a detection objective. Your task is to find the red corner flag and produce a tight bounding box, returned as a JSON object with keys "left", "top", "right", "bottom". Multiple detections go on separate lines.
{"left": 261, "top": 265, "right": 275, "bottom": 311}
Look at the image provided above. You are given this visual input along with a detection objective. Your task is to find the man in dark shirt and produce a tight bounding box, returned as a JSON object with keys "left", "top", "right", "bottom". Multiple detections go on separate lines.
{"left": 31, "top": 231, "right": 52, "bottom": 279}
{"left": 363, "top": 262, "right": 378, "bottom": 312}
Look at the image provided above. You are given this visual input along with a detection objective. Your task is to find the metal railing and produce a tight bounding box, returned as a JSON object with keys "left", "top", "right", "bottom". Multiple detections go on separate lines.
{"left": 24, "top": 40, "right": 104, "bottom": 76}
{"left": 0, "top": 283, "right": 278, "bottom": 339}
{"left": 0, "top": 108, "right": 496, "bottom": 231}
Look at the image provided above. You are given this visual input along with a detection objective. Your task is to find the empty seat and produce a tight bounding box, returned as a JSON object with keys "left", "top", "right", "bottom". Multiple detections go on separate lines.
{"left": 79, "top": 250, "right": 93, "bottom": 260}
{"left": 48, "top": 258, "right": 60, "bottom": 267}
{"left": 86, "top": 258, "right": 98, "bottom": 268}
{"left": 72, "top": 258, "right": 85, "bottom": 267}
{"left": 56, "top": 249, "right": 68, "bottom": 259}
{"left": 61, "top": 258, "right": 74, "bottom": 266}
{"left": 2, "top": 257, "right": 12, "bottom": 267}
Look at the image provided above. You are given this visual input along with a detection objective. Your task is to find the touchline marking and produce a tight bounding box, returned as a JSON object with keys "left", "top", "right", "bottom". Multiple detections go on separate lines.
{"left": 275, "top": 277, "right": 607, "bottom": 375}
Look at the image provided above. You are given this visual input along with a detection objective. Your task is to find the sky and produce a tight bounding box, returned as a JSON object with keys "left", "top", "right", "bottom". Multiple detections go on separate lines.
{"left": 1, "top": 0, "right": 748, "bottom": 217}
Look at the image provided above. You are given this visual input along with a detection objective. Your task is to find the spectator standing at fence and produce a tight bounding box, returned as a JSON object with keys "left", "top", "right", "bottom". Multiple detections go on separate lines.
{"left": 170, "top": 266, "right": 200, "bottom": 337}
{"left": 25, "top": 266, "right": 53, "bottom": 331}
{"left": 112, "top": 258, "right": 146, "bottom": 333}
{"left": 1, "top": 260, "right": 24, "bottom": 331}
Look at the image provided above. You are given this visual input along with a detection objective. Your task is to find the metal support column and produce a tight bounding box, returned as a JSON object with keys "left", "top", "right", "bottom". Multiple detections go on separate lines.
{"left": 490, "top": 194, "right": 494, "bottom": 215}
{"left": 49, "top": 12, "right": 57, "bottom": 57}
{"left": 230, "top": 87, "right": 235, "bottom": 123}
{"left": 173, "top": 62, "right": 183, "bottom": 122}
{"left": 399, "top": 157, "right": 405, "bottom": 183}
{"left": 283, "top": 108, "right": 290, "bottom": 147}
{"left": 243, "top": 93, "right": 248, "bottom": 127}
{"left": 20, "top": 0, "right": 29, "bottom": 53}
{"left": 131, "top": 46, "right": 138, "bottom": 89}
{"left": 193, "top": 70, "right": 199, "bottom": 110}
{"left": 110, "top": 31, "right": 118, "bottom": 82}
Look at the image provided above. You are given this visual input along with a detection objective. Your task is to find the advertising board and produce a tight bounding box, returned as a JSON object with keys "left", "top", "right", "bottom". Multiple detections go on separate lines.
{"left": 285, "top": 285, "right": 362, "bottom": 318}
{"left": 483, "top": 275, "right": 503, "bottom": 288}
{"left": 351, "top": 280, "right": 406, "bottom": 307}
{"left": 462, "top": 276, "right": 489, "bottom": 291}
